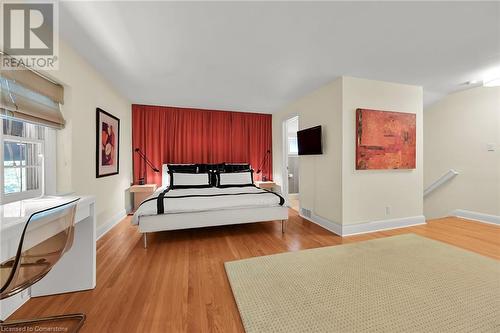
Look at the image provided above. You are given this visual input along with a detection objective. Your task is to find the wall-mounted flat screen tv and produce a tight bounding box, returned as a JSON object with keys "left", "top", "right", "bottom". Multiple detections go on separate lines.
{"left": 297, "top": 125, "right": 322, "bottom": 155}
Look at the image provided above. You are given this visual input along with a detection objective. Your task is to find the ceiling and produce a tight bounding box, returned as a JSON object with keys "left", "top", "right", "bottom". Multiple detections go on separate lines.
{"left": 60, "top": 1, "right": 500, "bottom": 113}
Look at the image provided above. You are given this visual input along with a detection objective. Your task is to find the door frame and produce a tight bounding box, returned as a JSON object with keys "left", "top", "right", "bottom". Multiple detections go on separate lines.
{"left": 281, "top": 114, "right": 299, "bottom": 205}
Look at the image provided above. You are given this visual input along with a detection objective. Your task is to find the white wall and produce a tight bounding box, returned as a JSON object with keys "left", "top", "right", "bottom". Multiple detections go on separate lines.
{"left": 46, "top": 41, "right": 133, "bottom": 229}
{"left": 0, "top": 41, "right": 131, "bottom": 321}
{"left": 424, "top": 87, "right": 500, "bottom": 219}
{"left": 272, "top": 78, "right": 343, "bottom": 223}
{"left": 342, "top": 77, "right": 423, "bottom": 225}
{"left": 273, "top": 76, "right": 423, "bottom": 228}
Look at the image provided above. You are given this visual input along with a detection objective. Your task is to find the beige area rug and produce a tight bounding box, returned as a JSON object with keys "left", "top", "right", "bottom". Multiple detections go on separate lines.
{"left": 225, "top": 234, "right": 500, "bottom": 333}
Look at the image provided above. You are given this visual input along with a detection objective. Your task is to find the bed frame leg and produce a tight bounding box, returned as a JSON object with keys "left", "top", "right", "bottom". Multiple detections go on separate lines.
{"left": 281, "top": 220, "right": 286, "bottom": 234}
{"left": 143, "top": 233, "right": 147, "bottom": 249}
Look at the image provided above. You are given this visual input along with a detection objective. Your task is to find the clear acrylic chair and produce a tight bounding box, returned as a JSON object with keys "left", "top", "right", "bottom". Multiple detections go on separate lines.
{"left": 0, "top": 198, "right": 86, "bottom": 332}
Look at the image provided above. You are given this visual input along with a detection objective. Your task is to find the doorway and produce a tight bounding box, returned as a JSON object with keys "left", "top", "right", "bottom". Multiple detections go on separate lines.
{"left": 283, "top": 116, "right": 300, "bottom": 211}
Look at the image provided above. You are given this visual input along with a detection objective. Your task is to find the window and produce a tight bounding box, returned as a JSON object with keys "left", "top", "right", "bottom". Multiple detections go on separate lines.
{"left": 1, "top": 59, "right": 64, "bottom": 203}
{"left": 0, "top": 119, "right": 46, "bottom": 203}
{"left": 0, "top": 61, "right": 63, "bottom": 204}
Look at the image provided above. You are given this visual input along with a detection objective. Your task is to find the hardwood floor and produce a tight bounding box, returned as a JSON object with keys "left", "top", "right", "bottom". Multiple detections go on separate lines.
{"left": 9, "top": 210, "right": 500, "bottom": 332}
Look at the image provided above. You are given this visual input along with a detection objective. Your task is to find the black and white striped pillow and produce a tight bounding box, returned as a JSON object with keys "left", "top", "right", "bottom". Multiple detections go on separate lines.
{"left": 169, "top": 171, "right": 211, "bottom": 189}
{"left": 215, "top": 170, "right": 254, "bottom": 188}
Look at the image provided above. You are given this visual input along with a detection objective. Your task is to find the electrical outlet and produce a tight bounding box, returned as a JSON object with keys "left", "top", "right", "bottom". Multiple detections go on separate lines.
{"left": 385, "top": 206, "right": 391, "bottom": 216}
{"left": 486, "top": 143, "right": 496, "bottom": 152}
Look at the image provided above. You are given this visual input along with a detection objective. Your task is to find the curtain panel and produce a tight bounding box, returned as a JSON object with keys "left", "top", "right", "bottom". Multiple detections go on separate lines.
{"left": 132, "top": 105, "right": 272, "bottom": 186}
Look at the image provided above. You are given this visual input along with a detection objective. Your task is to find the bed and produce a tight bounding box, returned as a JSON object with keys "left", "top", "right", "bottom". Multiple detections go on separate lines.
{"left": 132, "top": 164, "right": 288, "bottom": 248}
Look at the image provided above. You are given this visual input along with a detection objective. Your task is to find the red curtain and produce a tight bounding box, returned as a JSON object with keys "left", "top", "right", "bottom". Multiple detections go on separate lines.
{"left": 132, "top": 105, "right": 273, "bottom": 186}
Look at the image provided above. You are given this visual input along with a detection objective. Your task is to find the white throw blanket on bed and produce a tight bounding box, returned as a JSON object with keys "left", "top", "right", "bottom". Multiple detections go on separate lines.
{"left": 132, "top": 186, "right": 283, "bottom": 225}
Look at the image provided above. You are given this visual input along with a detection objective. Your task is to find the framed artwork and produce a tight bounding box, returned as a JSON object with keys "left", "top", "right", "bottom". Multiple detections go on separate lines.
{"left": 356, "top": 108, "right": 416, "bottom": 170}
{"left": 96, "top": 108, "right": 120, "bottom": 178}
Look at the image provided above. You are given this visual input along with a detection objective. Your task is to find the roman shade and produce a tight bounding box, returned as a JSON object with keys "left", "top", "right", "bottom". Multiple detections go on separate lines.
{"left": 0, "top": 58, "right": 65, "bottom": 129}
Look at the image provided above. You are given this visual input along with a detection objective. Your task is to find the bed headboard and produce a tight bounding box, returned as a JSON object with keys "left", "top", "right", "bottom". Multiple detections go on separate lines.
{"left": 161, "top": 163, "right": 251, "bottom": 188}
{"left": 162, "top": 164, "right": 169, "bottom": 188}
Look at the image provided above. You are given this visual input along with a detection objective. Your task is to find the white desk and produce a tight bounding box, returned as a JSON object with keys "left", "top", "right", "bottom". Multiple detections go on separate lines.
{"left": 0, "top": 196, "right": 96, "bottom": 320}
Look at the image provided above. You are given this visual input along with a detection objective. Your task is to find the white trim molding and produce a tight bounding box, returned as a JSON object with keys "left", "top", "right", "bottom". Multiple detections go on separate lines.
{"left": 451, "top": 209, "right": 500, "bottom": 226}
{"left": 96, "top": 209, "right": 127, "bottom": 240}
{"left": 299, "top": 208, "right": 426, "bottom": 236}
{"left": 299, "top": 209, "right": 343, "bottom": 236}
{"left": 342, "top": 215, "right": 426, "bottom": 236}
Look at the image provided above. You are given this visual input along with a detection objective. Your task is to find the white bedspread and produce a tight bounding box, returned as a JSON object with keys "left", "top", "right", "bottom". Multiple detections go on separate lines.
{"left": 132, "top": 186, "right": 283, "bottom": 225}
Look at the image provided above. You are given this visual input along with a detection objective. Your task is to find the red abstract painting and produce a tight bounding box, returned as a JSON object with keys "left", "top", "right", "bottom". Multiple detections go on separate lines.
{"left": 356, "top": 109, "right": 416, "bottom": 170}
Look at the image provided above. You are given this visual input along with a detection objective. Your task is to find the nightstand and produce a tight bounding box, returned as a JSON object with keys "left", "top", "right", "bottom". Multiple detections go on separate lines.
{"left": 130, "top": 184, "right": 157, "bottom": 211}
{"left": 255, "top": 181, "right": 276, "bottom": 190}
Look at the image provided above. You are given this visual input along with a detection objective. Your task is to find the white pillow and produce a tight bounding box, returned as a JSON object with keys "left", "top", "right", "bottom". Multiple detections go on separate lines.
{"left": 170, "top": 172, "right": 211, "bottom": 188}
{"left": 217, "top": 171, "right": 253, "bottom": 187}
{"left": 163, "top": 164, "right": 198, "bottom": 187}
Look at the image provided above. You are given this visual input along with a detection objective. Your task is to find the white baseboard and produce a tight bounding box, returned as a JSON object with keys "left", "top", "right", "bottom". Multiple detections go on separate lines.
{"left": 342, "top": 215, "right": 426, "bottom": 236}
{"left": 451, "top": 209, "right": 500, "bottom": 226}
{"left": 299, "top": 209, "right": 342, "bottom": 236}
{"left": 96, "top": 209, "right": 127, "bottom": 240}
{"left": 299, "top": 208, "right": 426, "bottom": 237}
